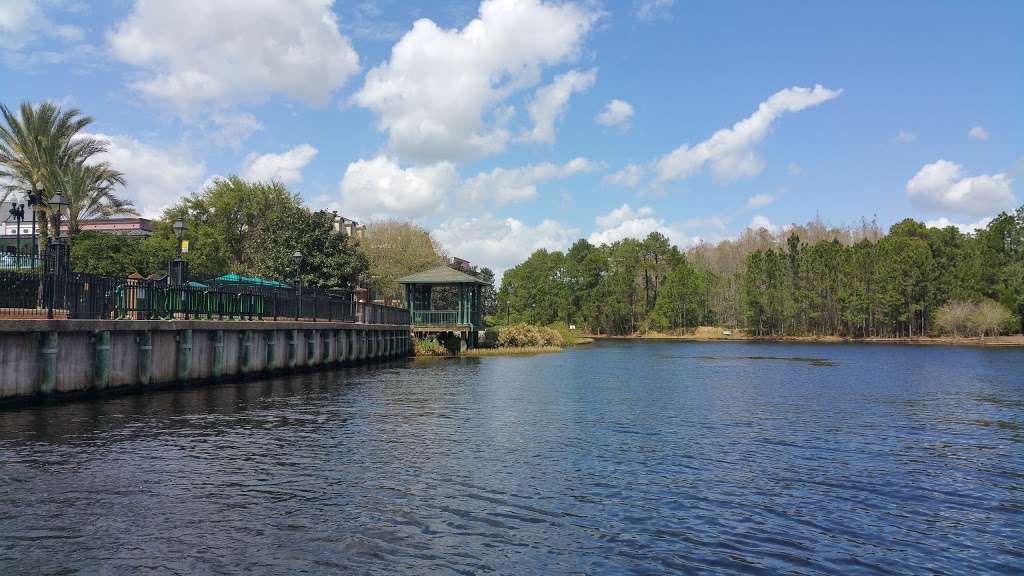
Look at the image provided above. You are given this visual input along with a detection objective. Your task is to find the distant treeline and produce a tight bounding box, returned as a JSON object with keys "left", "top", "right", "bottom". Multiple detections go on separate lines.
{"left": 497, "top": 207, "right": 1024, "bottom": 337}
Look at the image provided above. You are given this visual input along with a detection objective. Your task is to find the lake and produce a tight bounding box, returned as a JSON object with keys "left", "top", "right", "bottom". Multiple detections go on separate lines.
{"left": 1, "top": 340, "right": 1022, "bottom": 575}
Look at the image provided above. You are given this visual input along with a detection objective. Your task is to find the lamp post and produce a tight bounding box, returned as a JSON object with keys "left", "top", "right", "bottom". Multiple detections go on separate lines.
{"left": 293, "top": 250, "right": 303, "bottom": 321}
{"left": 170, "top": 218, "right": 187, "bottom": 286}
{"left": 26, "top": 188, "right": 41, "bottom": 265}
{"left": 47, "top": 191, "right": 69, "bottom": 319}
{"left": 8, "top": 202, "right": 24, "bottom": 270}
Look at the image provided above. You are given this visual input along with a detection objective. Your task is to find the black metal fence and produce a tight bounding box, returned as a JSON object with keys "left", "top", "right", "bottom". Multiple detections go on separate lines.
{"left": 0, "top": 252, "right": 42, "bottom": 271}
{"left": 0, "top": 270, "right": 410, "bottom": 324}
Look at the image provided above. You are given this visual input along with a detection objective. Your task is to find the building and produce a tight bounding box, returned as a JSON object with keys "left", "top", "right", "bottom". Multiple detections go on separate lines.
{"left": 332, "top": 214, "right": 365, "bottom": 239}
{"left": 2, "top": 213, "right": 154, "bottom": 255}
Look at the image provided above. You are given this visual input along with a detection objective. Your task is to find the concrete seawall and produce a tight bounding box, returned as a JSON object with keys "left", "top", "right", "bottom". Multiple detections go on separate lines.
{"left": 0, "top": 320, "right": 411, "bottom": 405}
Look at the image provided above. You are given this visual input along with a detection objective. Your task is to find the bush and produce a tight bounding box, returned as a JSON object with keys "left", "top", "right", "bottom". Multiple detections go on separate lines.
{"left": 413, "top": 337, "right": 447, "bottom": 356}
{"left": 935, "top": 300, "right": 1017, "bottom": 337}
{"left": 495, "top": 323, "right": 564, "bottom": 348}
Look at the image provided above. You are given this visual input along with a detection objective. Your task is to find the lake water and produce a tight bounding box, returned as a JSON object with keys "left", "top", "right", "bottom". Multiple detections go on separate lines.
{"left": 1, "top": 340, "right": 1022, "bottom": 575}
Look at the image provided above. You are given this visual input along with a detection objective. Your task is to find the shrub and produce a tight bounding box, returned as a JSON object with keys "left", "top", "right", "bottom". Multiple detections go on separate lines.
{"left": 935, "top": 300, "right": 1017, "bottom": 337}
{"left": 495, "top": 323, "right": 564, "bottom": 348}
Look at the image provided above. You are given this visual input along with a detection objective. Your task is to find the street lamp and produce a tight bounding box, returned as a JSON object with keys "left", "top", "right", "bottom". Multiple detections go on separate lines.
{"left": 170, "top": 218, "right": 188, "bottom": 286}
{"left": 26, "top": 188, "right": 42, "bottom": 264}
{"left": 293, "top": 250, "right": 303, "bottom": 320}
{"left": 8, "top": 202, "right": 24, "bottom": 270}
{"left": 50, "top": 191, "right": 68, "bottom": 241}
{"left": 47, "top": 191, "right": 69, "bottom": 319}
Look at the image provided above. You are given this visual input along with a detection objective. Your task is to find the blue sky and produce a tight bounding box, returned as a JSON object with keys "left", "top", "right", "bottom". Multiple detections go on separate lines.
{"left": 2, "top": 0, "right": 1021, "bottom": 273}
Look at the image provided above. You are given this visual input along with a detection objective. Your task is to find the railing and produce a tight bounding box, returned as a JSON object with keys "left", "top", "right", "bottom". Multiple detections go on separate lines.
{"left": 0, "top": 253, "right": 41, "bottom": 270}
{"left": 411, "top": 310, "right": 460, "bottom": 325}
{"left": 0, "top": 269, "right": 410, "bottom": 325}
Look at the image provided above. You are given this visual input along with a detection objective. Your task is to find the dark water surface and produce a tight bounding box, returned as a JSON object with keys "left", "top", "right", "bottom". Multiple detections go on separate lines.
{"left": 1, "top": 341, "right": 1022, "bottom": 575}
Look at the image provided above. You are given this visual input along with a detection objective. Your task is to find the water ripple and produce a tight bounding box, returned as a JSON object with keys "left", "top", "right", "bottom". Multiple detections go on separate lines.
{"left": 1, "top": 342, "right": 1022, "bottom": 574}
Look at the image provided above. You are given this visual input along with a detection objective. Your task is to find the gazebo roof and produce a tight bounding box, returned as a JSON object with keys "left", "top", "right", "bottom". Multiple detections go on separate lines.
{"left": 396, "top": 265, "right": 487, "bottom": 285}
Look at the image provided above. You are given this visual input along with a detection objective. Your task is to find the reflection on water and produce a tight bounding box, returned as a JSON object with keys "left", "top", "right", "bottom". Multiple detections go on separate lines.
{"left": 1, "top": 341, "right": 1022, "bottom": 575}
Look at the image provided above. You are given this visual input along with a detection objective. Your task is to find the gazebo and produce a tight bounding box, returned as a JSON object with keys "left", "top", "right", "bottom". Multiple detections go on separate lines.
{"left": 396, "top": 265, "right": 487, "bottom": 348}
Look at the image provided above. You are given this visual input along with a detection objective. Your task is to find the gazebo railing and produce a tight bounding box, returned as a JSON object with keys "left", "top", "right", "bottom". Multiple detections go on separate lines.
{"left": 411, "top": 310, "right": 460, "bottom": 325}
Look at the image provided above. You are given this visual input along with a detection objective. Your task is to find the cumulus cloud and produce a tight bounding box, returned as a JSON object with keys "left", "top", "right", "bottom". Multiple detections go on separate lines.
{"left": 746, "top": 193, "right": 776, "bottom": 209}
{"left": 748, "top": 214, "right": 778, "bottom": 233}
{"left": 0, "top": 0, "right": 90, "bottom": 67}
{"left": 602, "top": 163, "right": 646, "bottom": 187}
{"left": 433, "top": 216, "right": 579, "bottom": 278}
{"left": 338, "top": 156, "right": 458, "bottom": 220}
{"left": 924, "top": 216, "right": 993, "bottom": 234}
{"left": 210, "top": 112, "right": 263, "bottom": 150}
{"left": 107, "top": 0, "right": 360, "bottom": 110}
{"left": 596, "top": 98, "right": 634, "bottom": 129}
{"left": 82, "top": 133, "right": 206, "bottom": 217}
{"left": 242, "top": 144, "right": 318, "bottom": 184}
{"left": 906, "top": 160, "right": 1015, "bottom": 216}
{"left": 461, "top": 157, "right": 594, "bottom": 205}
{"left": 655, "top": 85, "right": 840, "bottom": 185}
{"left": 968, "top": 125, "right": 989, "bottom": 141}
{"left": 353, "top": 0, "right": 597, "bottom": 162}
{"left": 522, "top": 68, "right": 596, "bottom": 144}
{"left": 588, "top": 203, "right": 690, "bottom": 246}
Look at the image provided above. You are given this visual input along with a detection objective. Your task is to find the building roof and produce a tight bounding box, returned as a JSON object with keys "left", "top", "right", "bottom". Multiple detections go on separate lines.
{"left": 395, "top": 265, "right": 487, "bottom": 285}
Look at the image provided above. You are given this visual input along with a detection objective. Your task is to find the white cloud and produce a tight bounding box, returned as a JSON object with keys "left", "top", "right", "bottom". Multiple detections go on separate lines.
{"left": 748, "top": 214, "right": 778, "bottom": 233}
{"left": 522, "top": 68, "right": 596, "bottom": 144}
{"left": 461, "top": 157, "right": 594, "bottom": 205}
{"left": 210, "top": 112, "right": 263, "bottom": 150}
{"left": 655, "top": 85, "right": 840, "bottom": 185}
{"left": 82, "top": 133, "right": 206, "bottom": 217}
{"left": 786, "top": 162, "right": 804, "bottom": 176}
{"left": 353, "top": 0, "right": 597, "bottom": 162}
{"left": 895, "top": 130, "right": 916, "bottom": 144}
{"left": 746, "top": 193, "right": 776, "bottom": 209}
{"left": 906, "top": 160, "right": 1015, "bottom": 216}
{"left": 603, "top": 163, "right": 647, "bottom": 187}
{"left": 596, "top": 98, "right": 634, "bottom": 129}
{"left": 588, "top": 203, "right": 688, "bottom": 246}
{"left": 433, "top": 216, "right": 579, "bottom": 278}
{"left": 107, "top": 0, "right": 360, "bottom": 110}
{"left": 968, "top": 125, "right": 989, "bottom": 141}
{"left": 0, "top": 0, "right": 89, "bottom": 67}
{"left": 924, "top": 216, "right": 993, "bottom": 234}
{"left": 242, "top": 144, "right": 318, "bottom": 184}
{"left": 338, "top": 156, "right": 458, "bottom": 220}
{"left": 633, "top": 0, "right": 674, "bottom": 21}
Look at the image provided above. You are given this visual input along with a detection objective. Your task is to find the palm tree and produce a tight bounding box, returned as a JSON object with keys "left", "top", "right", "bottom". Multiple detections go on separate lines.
{"left": 61, "top": 161, "right": 135, "bottom": 236}
{"left": 0, "top": 101, "right": 104, "bottom": 254}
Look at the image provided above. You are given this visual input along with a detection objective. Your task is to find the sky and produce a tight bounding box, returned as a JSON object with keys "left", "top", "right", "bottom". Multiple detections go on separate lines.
{"left": 1, "top": 0, "right": 1021, "bottom": 276}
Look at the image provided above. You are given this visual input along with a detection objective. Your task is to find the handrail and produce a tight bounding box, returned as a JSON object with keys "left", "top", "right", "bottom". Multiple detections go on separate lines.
{"left": 0, "top": 269, "right": 410, "bottom": 325}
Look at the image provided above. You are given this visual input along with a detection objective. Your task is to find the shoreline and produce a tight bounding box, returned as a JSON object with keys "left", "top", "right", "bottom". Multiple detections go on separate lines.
{"left": 584, "top": 333, "right": 1024, "bottom": 348}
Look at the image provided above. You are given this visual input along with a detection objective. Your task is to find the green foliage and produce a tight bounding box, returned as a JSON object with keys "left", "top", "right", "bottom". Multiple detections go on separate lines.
{"left": 497, "top": 209, "right": 1024, "bottom": 338}
{"left": 413, "top": 336, "right": 448, "bottom": 356}
{"left": 163, "top": 177, "right": 367, "bottom": 287}
{"left": 70, "top": 230, "right": 177, "bottom": 277}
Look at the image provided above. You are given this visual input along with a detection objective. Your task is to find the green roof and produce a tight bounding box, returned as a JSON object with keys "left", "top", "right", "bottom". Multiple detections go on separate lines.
{"left": 395, "top": 265, "right": 487, "bottom": 285}
{"left": 207, "top": 273, "right": 293, "bottom": 289}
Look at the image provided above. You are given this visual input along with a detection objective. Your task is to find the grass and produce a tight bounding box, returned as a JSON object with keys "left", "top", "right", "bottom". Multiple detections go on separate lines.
{"left": 462, "top": 346, "right": 564, "bottom": 357}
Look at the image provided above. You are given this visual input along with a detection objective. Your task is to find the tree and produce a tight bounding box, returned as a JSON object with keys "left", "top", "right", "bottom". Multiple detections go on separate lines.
{"left": 359, "top": 220, "right": 447, "bottom": 300}
{"left": 162, "top": 177, "right": 367, "bottom": 287}
{"left": 475, "top": 266, "right": 497, "bottom": 317}
{"left": 0, "top": 102, "right": 106, "bottom": 255}
{"left": 61, "top": 161, "right": 134, "bottom": 236}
